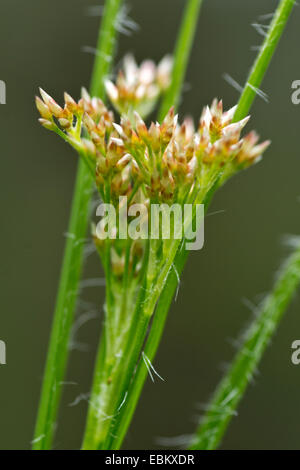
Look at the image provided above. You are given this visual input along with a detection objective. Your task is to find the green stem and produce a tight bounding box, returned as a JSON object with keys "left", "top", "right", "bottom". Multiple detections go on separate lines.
{"left": 233, "top": 0, "right": 295, "bottom": 122}
{"left": 108, "top": 189, "right": 214, "bottom": 450}
{"left": 109, "top": 242, "right": 189, "bottom": 450}
{"left": 32, "top": 0, "right": 123, "bottom": 450}
{"left": 81, "top": 0, "right": 204, "bottom": 450}
{"left": 107, "top": 0, "right": 296, "bottom": 449}
{"left": 158, "top": 0, "right": 203, "bottom": 120}
{"left": 189, "top": 239, "right": 300, "bottom": 450}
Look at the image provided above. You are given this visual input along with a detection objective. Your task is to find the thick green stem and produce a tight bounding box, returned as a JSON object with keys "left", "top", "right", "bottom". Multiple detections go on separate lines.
{"left": 233, "top": 0, "right": 295, "bottom": 122}
{"left": 32, "top": 0, "right": 123, "bottom": 450}
{"left": 108, "top": 243, "right": 189, "bottom": 450}
{"left": 158, "top": 0, "right": 203, "bottom": 120}
{"left": 82, "top": 239, "right": 181, "bottom": 450}
{"left": 189, "top": 239, "right": 300, "bottom": 450}
{"left": 81, "top": 0, "right": 204, "bottom": 450}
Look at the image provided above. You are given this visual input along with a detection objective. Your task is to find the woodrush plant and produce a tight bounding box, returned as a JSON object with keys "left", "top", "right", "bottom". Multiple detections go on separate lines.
{"left": 33, "top": 0, "right": 297, "bottom": 450}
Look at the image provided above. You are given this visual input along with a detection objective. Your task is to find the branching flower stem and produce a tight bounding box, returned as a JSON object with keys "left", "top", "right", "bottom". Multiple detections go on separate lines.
{"left": 105, "top": 0, "right": 296, "bottom": 450}
{"left": 189, "top": 239, "right": 300, "bottom": 450}
{"left": 32, "top": 0, "right": 124, "bottom": 450}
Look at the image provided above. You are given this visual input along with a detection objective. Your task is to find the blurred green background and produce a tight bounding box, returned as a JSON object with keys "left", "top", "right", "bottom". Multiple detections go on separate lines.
{"left": 1, "top": 0, "right": 300, "bottom": 450}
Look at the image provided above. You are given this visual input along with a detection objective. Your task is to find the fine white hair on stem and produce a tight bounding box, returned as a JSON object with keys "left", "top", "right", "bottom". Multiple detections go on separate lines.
{"left": 63, "top": 232, "right": 88, "bottom": 249}
{"left": 281, "top": 234, "right": 300, "bottom": 249}
{"left": 117, "top": 391, "right": 128, "bottom": 411}
{"left": 68, "top": 392, "right": 90, "bottom": 407}
{"left": 83, "top": 242, "right": 96, "bottom": 259}
{"left": 246, "top": 82, "right": 269, "bottom": 103}
{"left": 206, "top": 209, "right": 226, "bottom": 218}
{"left": 251, "top": 23, "right": 270, "bottom": 38}
{"left": 142, "top": 352, "right": 164, "bottom": 382}
{"left": 223, "top": 73, "right": 243, "bottom": 94}
{"left": 258, "top": 12, "right": 275, "bottom": 21}
{"left": 86, "top": 4, "right": 139, "bottom": 36}
{"left": 85, "top": 5, "right": 104, "bottom": 17}
{"left": 155, "top": 434, "right": 193, "bottom": 448}
{"left": 81, "top": 46, "right": 111, "bottom": 63}
{"left": 31, "top": 434, "right": 46, "bottom": 445}
{"left": 69, "top": 340, "right": 90, "bottom": 352}
{"left": 71, "top": 310, "right": 99, "bottom": 336}
{"left": 172, "top": 262, "right": 181, "bottom": 301}
{"left": 115, "top": 5, "right": 140, "bottom": 36}
{"left": 241, "top": 297, "right": 259, "bottom": 315}
{"left": 69, "top": 309, "right": 99, "bottom": 352}
{"left": 79, "top": 278, "right": 106, "bottom": 288}
{"left": 196, "top": 393, "right": 238, "bottom": 415}
{"left": 59, "top": 381, "right": 78, "bottom": 386}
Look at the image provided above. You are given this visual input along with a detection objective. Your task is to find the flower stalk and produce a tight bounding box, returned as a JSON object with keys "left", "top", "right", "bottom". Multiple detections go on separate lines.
{"left": 189, "top": 239, "right": 300, "bottom": 450}
{"left": 158, "top": 0, "right": 203, "bottom": 120}
{"left": 233, "top": 0, "right": 296, "bottom": 122}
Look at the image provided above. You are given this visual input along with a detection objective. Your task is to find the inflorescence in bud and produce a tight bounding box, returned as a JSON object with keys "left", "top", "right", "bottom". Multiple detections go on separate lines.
{"left": 36, "top": 57, "right": 270, "bottom": 278}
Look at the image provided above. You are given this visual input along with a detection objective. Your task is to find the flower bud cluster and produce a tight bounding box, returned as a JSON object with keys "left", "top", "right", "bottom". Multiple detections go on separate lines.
{"left": 36, "top": 89, "right": 270, "bottom": 208}
{"left": 105, "top": 54, "right": 172, "bottom": 118}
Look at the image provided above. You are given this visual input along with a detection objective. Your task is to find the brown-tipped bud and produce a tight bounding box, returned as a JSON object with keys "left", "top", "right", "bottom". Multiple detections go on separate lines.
{"left": 83, "top": 112, "right": 96, "bottom": 132}
{"left": 210, "top": 98, "right": 223, "bottom": 121}
{"left": 113, "top": 122, "right": 126, "bottom": 138}
{"left": 96, "top": 153, "right": 108, "bottom": 174}
{"left": 81, "top": 87, "right": 91, "bottom": 103}
{"left": 134, "top": 111, "right": 148, "bottom": 138}
{"left": 90, "top": 131, "right": 102, "bottom": 145}
{"left": 35, "top": 96, "right": 52, "bottom": 120}
{"left": 95, "top": 171, "right": 105, "bottom": 186}
{"left": 120, "top": 116, "right": 132, "bottom": 138}
{"left": 39, "top": 88, "right": 53, "bottom": 106}
{"left": 223, "top": 116, "right": 250, "bottom": 140}
{"left": 187, "top": 155, "right": 198, "bottom": 175}
{"left": 200, "top": 106, "right": 212, "bottom": 129}
{"left": 131, "top": 159, "right": 143, "bottom": 182}
{"left": 82, "top": 138, "right": 96, "bottom": 156}
{"left": 111, "top": 249, "right": 125, "bottom": 276}
{"left": 157, "top": 55, "right": 173, "bottom": 90}
{"left": 148, "top": 122, "right": 160, "bottom": 144}
{"left": 105, "top": 80, "right": 119, "bottom": 102}
{"left": 64, "top": 92, "right": 78, "bottom": 113}
{"left": 59, "top": 118, "right": 71, "bottom": 130}
{"left": 48, "top": 100, "right": 63, "bottom": 118}
{"left": 116, "top": 153, "right": 131, "bottom": 170}
{"left": 92, "top": 97, "right": 106, "bottom": 116}
{"left": 77, "top": 98, "right": 85, "bottom": 113}
{"left": 39, "top": 88, "right": 63, "bottom": 118}
{"left": 38, "top": 118, "right": 55, "bottom": 131}
{"left": 221, "top": 105, "right": 237, "bottom": 126}
{"left": 107, "top": 137, "right": 125, "bottom": 166}
{"left": 245, "top": 140, "right": 271, "bottom": 163}
{"left": 162, "top": 106, "right": 175, "bottom": 128}
{"left": 139, "top": 60, "right": 156, "bottom": 86}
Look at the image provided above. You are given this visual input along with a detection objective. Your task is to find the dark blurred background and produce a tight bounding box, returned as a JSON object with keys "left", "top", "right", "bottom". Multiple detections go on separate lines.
{"left": 1, "top": 0, "right": 300, "bottom": 450}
